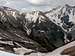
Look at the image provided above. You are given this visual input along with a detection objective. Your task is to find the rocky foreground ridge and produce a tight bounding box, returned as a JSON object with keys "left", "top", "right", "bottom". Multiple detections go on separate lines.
{"left": 0, "top": 4, "right": 74, "bottom": 55}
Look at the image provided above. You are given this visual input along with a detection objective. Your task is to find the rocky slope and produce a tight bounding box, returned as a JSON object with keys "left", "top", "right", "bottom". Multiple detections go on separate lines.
{"left": 0, "top": 4, "right": 75, "bottom": 56}
{"left": 45, "top": 4, "right": 75, "bottom": 32}
{"left": 45, "top": 4, "right": 75, "bottom": 43}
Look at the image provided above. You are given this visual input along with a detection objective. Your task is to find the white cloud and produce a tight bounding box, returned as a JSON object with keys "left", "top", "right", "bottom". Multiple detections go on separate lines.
{"left": 0, "top": 0, "right": 75, "bottom": 11}
{"left": 0, "top": 0, "right": 8, "bottom": 6}
{"left": 26, "top": 0, "right": 50, "bottom": 5}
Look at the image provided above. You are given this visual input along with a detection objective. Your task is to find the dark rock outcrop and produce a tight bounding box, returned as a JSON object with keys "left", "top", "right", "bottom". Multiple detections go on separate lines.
{"left": 61, "top": 46, "right": 75, "bottom": 56}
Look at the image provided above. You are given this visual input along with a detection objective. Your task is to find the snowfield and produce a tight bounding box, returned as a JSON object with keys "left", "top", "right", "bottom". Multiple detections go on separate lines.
{"left": 0, "top": 51, "right": 17, "bottom": 56}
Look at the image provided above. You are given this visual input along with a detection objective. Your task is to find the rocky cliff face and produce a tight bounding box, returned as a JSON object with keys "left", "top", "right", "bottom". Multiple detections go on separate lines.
{"left": 45, "top": 4, "right": 75, "bottom": 32}
{"left": 0, "top": 4, "right": 74, "bottom": 55}
{"left": 45, "top": 4, "right": 75, "bottom": 43}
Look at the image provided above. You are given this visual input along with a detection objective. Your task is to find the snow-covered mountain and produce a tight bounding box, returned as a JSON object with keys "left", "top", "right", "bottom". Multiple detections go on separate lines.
{"left": 23, "top": 4, "right": 75, "bottom": 43}
{"left": 44, "top": 4, "right": 75, "bottom": 32}
{"left": 0, "top": 4, "right": 75, "bottom": 56}
{"left": 22, "top": 4, "right": 75, "bottom": 33}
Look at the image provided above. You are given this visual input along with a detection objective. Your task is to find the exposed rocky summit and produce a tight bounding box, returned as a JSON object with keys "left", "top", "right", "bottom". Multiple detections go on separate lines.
{"left": 0, "top": 4, "right": 75, "bottom": 55}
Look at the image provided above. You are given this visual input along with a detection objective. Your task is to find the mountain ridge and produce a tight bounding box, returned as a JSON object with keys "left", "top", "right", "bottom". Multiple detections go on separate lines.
{"left": 0, "top": 4, "right": 74, "bottom": 55}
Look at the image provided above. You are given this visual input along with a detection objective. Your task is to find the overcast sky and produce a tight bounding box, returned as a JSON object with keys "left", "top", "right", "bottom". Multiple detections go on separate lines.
{"left": 0, "top": 0, "right": 74, "bottom": 11}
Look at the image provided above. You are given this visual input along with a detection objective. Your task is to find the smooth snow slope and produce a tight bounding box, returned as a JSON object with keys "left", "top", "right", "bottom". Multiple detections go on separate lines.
{"left": 0, "top": 51, "right": 17, "bottom": 56}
